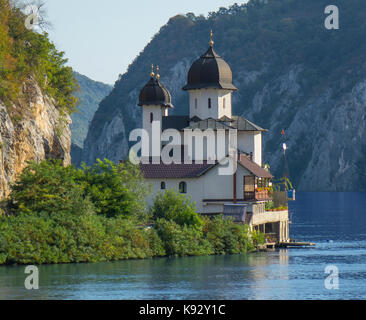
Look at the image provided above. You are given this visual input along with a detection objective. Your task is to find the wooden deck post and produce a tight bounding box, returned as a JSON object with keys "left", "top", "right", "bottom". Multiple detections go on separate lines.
{"left": 233, "top": 172, "right": 237, "bottom": 204}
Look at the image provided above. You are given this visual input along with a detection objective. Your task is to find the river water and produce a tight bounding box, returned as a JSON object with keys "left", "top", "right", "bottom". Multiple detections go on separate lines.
{"left": 0, "top": 192, "right": 365, "bottom": 300}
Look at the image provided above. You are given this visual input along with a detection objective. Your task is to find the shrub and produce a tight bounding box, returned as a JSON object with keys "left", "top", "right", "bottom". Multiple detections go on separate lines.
{"left": 9, "top": 160, "right": 84, "bottom": 215}
{"left": 0, "top": 0, "right": 78, "bottom": 114}
{"left": 0, "top": 211, "right": 166, "bottom": 265}
{"left": 0, "top": 159, "right": 262, "bottom": 265}
{"left": 251, "top": 230, "right": 266, "bottom": 247}
{"left": 102, "top": 217, "right": 165, "bottom": 260}
{"left": 9, "top": 159, "right": 149, "bottom": 219}
{"left": 155, "top": 219, "right": 212, "bottom": 257}
{"left": 265, "top": 201, "right": 275, "bottom": 211}
{"left": 151, "top": 189, "right": 202, "bottom": 228}
{"left": 204, "top": 216, "right": 254, "bottom": 254}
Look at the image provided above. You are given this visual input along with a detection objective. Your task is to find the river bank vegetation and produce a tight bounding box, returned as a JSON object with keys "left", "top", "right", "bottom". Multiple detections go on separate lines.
{"left": 0, "top": 160, "right": 264, "bottom": 265}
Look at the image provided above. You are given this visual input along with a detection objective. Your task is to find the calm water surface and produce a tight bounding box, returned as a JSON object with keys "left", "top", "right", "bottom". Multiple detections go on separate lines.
{"left": 0, "top": 192, "right": 366, "bottom": 300}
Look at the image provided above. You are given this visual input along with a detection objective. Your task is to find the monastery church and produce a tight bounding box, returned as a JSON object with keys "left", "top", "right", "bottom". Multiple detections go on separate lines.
{"left": 135, "top": 32, "right": 289, "bottom": 241}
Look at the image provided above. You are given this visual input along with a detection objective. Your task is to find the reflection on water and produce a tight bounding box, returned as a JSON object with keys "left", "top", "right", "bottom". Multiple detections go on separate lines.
{"left": 0, "top": 192, "right": 366, "bottom": 300}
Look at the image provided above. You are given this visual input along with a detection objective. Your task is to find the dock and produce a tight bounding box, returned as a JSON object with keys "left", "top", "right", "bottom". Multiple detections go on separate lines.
{"left": 258, "top": 241, "right": 315, "bottom": 251}
{"left": 277, "top": 241, "right": 315, "bottom": 248}
{"left": 258, "top": 243, "right": 277, "bottom": 250}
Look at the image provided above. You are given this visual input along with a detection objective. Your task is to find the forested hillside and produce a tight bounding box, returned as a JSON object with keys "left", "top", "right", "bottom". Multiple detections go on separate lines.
{"left": 71, "top": 72, "right": 112, "bottom": 149}
{"left": 82, "top": 0, "right": 366, "bottom": 191}
{"left": 70, "top": 72, "right": 112, "bottom": 165}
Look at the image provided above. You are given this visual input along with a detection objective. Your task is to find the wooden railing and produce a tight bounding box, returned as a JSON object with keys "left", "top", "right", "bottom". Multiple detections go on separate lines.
{"left": 256, "top": 190, "right": 270, "bottom": 200}
{"left": 244, "top": 190, "right": 270, "bottom": 201}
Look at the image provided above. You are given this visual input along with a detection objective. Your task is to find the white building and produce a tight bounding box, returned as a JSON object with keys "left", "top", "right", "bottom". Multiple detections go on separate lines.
{"left": 135, "top": 36, "right": 289, "bottom": 243}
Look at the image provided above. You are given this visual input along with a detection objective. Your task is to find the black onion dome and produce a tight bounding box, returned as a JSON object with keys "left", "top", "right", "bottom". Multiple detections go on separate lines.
{"left": 183, "top": 46, "right": 238, "bottom": 91}
{"left": 138, "top": 77, "right": 174, "bottom": 108}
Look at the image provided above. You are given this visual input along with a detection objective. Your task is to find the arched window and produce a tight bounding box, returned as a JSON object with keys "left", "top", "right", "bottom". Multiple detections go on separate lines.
{"left": 150, "top": 113, "right": 153, "bottom": 123}
{"left": 179, "top": 182, "right": 187, "bottom": 194}
{"left": 161, "top": 182, "right": 166, "bottom": 190}
{"left": 223, "top": 98, "right": 226, "bottom": 109}
{"left": 195, "top": 98, "right": 198, "bottom": 109}
{"left": 208, "top": 98, "right": 212, "bottom": 109}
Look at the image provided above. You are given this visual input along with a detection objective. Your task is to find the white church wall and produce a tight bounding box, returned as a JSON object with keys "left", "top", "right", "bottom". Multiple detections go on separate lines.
{"left": 183, "top": 130, "right": 232, "bottom": 163}
{"left": 238, "top": 132, "right": 262, "bottom": 166}
{"left": 142, "top": 105, "right": 163, "bottom": 136}
{"left": 142, "top": 105, "right": 162, "bottom": 157}
{"left": 253, "top": 133, "right": 262, "bottom": 166}
{"left": 145, "top": 178, "right": 205, "bottom": 212}
{"left": 145, "top": 163, "right": 253, "bottom": 215}
{"left": 189, "top": 89, "right": 232, "bottom": 119}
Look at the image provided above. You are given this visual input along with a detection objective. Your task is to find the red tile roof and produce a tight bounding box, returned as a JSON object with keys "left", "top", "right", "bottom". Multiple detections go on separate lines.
{"left": 238, "top": 154, "right": 273, "bottom": 179}
{"left": 140, "top": 161, "right": 216, "bottom": 179}
{"left": 140, "top": 156, "right": 273, "bottom": 179}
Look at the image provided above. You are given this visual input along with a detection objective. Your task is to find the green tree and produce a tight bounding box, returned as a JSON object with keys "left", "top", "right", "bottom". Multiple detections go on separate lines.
{"left": 151, "top": 189, "right": 202, "bottom": 228}
{"left": 9, "top": 159, "right": 149, "bottom": 219}
{"left": 9, "top": 160, "right": 84, "bottom": 215}
{"left": 0, "top": 0, "right": 78, "bottom": 114}
{"left": 80, "top": 159, "right": 149, "bottom": 218}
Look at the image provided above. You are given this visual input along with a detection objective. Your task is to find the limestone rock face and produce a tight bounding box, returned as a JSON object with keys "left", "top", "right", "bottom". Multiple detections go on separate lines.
{"left": 0, "top": 82, "right": 71, "bottom": 198}
{"left": 82, "top": 60, "right": 366, "bottom": 192}
{"left": 245, "top": 66, "right": 366, "bottom": 192}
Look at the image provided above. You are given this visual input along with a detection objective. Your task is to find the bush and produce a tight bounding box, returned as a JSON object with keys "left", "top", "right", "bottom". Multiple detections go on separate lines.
{"left": 0, "top": 0, "right": 78, "bottom": 114}
{"left": 155, "top": 219, "right": 212, "bottom": 257}
{"left": 204, "top": 216, "right": 254, "bottom": 254}
{"left": 265, "top": 201, "right": 275, "bottom": 211}
{"left": 0, "top": 159, "right": 263, "bottom": 265}
{"left": 151, "top": 189, "right": 202, "bottom": 228}
{"left": 251, "top": 230, "right": 266, "bottom": 247}
{"left": 102, "top": 217, "right": 165, "bottom": 260}
{"left": 9, "top": 160, "right": 84, "bottom": 215}
{"left": 9, "top": 159, "right": 149, "bottom": 219}
{"left": 0, "top": 212, "right": 166, "bottom": 265}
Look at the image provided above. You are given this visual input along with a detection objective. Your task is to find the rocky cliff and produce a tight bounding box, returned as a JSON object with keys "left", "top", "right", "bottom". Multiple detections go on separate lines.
{"left": 81, "top": 0, "right": 366, "bottom": 191}
{"left": 0, "top": 81, "right": 71, "bottom": 198}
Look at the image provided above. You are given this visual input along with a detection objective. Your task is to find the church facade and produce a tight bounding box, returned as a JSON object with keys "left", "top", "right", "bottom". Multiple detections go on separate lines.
{"left": 135, "top": 35, "right": 290, "bottom": 242}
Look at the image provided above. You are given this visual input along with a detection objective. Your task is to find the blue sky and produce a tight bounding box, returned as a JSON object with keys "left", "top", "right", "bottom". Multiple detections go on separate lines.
{"left": 44, "top": 0, "right": 244, "bottom": 84}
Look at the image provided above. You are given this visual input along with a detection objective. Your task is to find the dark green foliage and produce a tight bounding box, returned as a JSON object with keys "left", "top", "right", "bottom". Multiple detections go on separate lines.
{"left": 71, "top": 72, "right": 112, "bottom": 149}
{"left": 204, "top": 216, "right": 254, "bottom": 255}
{"left": 265, "top": 201, "right": 275, "bottom": 211}
{"left": 80, "top": 159, "right": 149, "bottom": 219}
{"left": 80, "top": 159, "right": 143, "bottom": 218}
{"left": 154, "top": 216, "right": 260, "bottom": 258}
{"left": 0, "top": 213, "right": 165, "bottom": 265}
{"left": 155, "top": 219, "right": 212, "bottom": 257}
{"left": 151, "top": 189, "right": 202, "bottom": 228}
{"left": 0, "top": 160, "right": 264, "bottom": 265}
{"left": 9, "top": 160, "right": 85, "bottom": 215}
{"left": 251, "top": 229, "right": 266, "bottom": 247}
{"left": 9, "top": 159, "right": 150, "bottom": 219}
{"left": 0, "top": 0, "right": 78, "bottom": 114}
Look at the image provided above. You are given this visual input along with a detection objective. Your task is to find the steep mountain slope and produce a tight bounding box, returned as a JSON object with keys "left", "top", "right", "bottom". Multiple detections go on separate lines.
{"left": 71, "top": 72, "right": 112, "bottom": 149}
{"left": 82, "top": 0, "right": 366, "bottom": 191}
